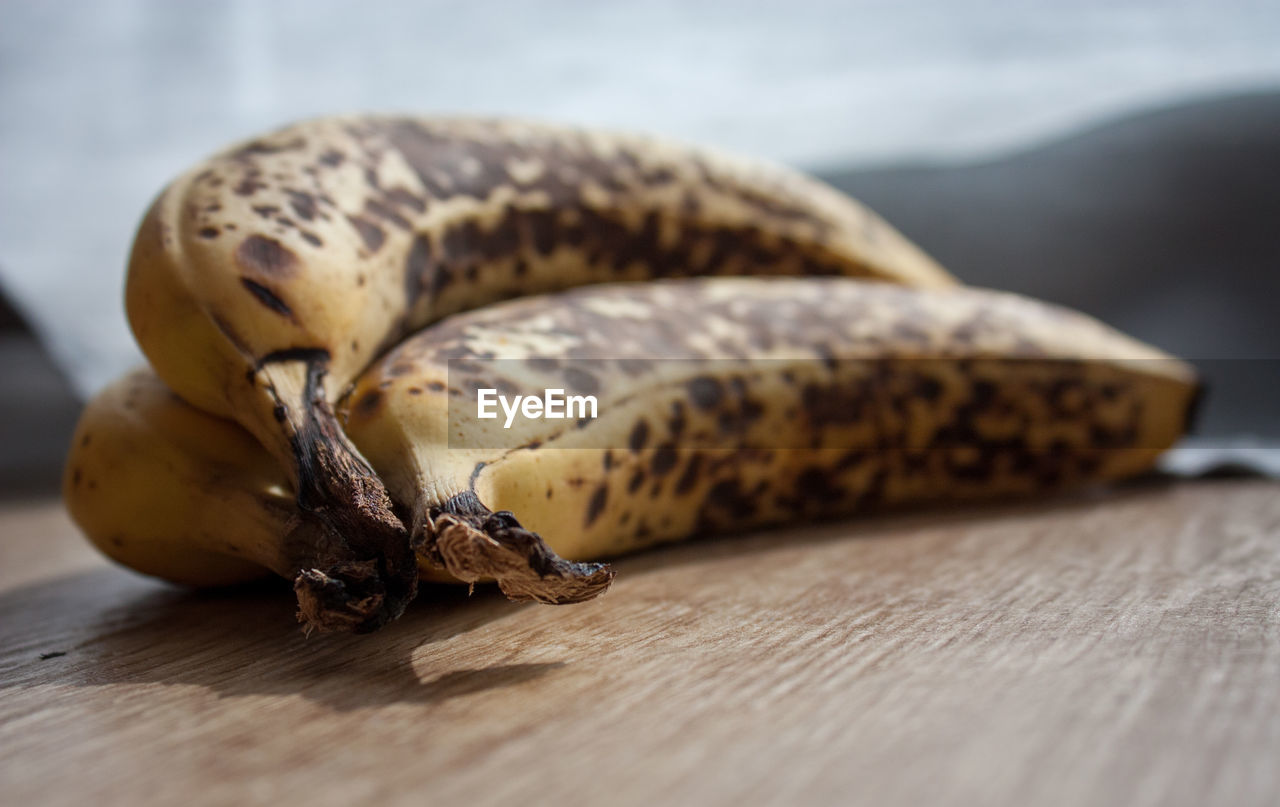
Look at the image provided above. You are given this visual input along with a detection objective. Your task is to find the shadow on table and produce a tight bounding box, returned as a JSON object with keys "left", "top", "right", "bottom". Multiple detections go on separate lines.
{"left": 0, "top": 570, "right": 557, "bottom": 711}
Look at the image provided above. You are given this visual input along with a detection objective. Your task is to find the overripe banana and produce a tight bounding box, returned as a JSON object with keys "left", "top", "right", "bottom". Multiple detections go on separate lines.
{"left": 125, "top": 116, "right": 955, "bottom": 629}
{"left": 63, "top": 371, "right": 288, "bottom": 588}
{"left": 342, "top": 277, "right": 1196, "bottom": 601}
{"left": 68, "top": 278, "right": 1198, "bottom": 621}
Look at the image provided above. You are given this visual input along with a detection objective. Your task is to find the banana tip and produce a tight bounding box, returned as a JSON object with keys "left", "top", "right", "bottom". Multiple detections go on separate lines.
{"left": 423, "top": 492, "right": 615, "bottom": 605}
{"left": 294, "top": 562, "right": 397, "bottom": 634}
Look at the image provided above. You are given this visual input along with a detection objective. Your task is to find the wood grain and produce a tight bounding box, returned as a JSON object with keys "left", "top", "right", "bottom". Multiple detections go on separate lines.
{"left": 2, "top": 479, "right": 1278, "bottom": 807}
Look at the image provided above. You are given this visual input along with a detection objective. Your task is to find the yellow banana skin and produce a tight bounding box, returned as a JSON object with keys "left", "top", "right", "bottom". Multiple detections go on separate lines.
{"left": 71, "top": 279, "right": 1196, "bottom": 616}
{"left": 342, "top": 278, "right": 1197, "bottom": 601}
{"left": 125, "top": 116, "right": 955, "bottom": 630}
{"left": 63, "top": 371, "right": 290, "bottom": 588}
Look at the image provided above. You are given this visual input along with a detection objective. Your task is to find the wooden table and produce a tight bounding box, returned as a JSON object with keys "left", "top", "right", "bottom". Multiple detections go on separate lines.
{"left": 2, "top": 478, "right": 1278, "bottom": 806}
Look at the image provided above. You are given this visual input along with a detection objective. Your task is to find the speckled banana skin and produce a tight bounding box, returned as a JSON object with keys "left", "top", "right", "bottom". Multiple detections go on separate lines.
{"left": 124, "top": 116, "right": 955, "bottom": 629}
{"left": 70, "top": 279, "right": 1195, "bottom": 617}
{"left": 343, "top": 277, "right": 1197, "bottom": 600}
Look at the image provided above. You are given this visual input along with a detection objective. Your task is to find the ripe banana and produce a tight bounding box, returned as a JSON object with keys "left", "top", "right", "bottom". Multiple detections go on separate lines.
{"left": 64, "top": 371, "right": 287, "bottom": 589}
{"left": 342, "top": 277, "right": 1197, "bottom": 601}
{"left": 125, "top": 116, "right": 956, "bottom": 630}
{"left": 69, "top": 279, "right": 1198, "bottom": 622}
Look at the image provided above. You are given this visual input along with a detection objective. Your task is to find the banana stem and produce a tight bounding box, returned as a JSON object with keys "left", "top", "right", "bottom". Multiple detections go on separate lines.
{"left": 260, "top": 352, "right": 418, "bottom": 634}
{"left": 419, "top": 491, "right": 615, "bottom": 604}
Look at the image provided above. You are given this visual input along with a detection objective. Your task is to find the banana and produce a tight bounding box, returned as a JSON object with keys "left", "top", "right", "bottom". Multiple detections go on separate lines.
{"left": 64, "top": 371, "right": 287, "bottom": 589}
{"left": 125, "top": 116, "right": 956, "bottom": 630}
{"left": 342, "top": 277, "right": 1197, "bottom": 601}
{"left": 69, "top": 279, "right": 1198, "bottom": 622}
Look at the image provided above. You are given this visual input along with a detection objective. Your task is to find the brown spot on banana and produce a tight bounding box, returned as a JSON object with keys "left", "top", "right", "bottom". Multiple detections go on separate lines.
{"left": 347, "top": 215, "right": 386, "bottom": 252}
{"left": 235, "top": 235, "right": 298, "bottom": 277}
{"left": 629, "top": 420, "right": 649, "bottom": 451}
{"left": 125, "top": 116, "right": 955, "bottom": 631}
{"left": 239, "top": 278, "right": 294, "bottom": 318}
{"left": 285, "top": 190, "right": 319, "bottom": 222}
{"left": 585, "top": 485, "right": 609, "bottom": 527}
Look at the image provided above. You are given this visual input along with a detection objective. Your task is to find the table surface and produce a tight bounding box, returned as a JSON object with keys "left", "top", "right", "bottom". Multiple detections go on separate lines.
{"left": 2, "top": 478, "right": 1278, "bottom": 807}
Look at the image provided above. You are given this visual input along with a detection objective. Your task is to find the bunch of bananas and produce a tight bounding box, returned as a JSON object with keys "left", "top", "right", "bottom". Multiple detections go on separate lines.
{"left": 64, "top": 117, "right": 1198, "bottom": 633}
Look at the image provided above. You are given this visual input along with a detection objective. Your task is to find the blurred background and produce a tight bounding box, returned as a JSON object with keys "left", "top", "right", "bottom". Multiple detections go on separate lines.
{"left": 2, "top": 0, "right": 1278, "bottom": 494}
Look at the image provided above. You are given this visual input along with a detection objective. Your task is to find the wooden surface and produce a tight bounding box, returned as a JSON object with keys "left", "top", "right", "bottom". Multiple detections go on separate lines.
{"left": 2, "top": 478, "right": 1278, "bottom": 807}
